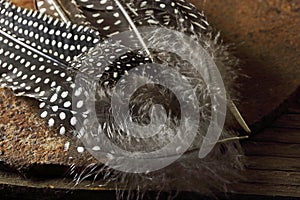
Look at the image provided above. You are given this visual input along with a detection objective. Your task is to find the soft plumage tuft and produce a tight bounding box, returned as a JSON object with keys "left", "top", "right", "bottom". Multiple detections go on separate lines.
{"left": 0, "top": 0, "right": 244, "bottom": 199}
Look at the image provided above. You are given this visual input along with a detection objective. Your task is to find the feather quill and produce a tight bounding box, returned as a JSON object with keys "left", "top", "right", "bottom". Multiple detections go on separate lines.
{"left": 0, "top": 0, "right": 244, "bottom": 198}
{"left": 35, "top": 0, "right": 251, "bottom": 133}
{"left": 0, "top": 0, "right": 101, "bottom": 131}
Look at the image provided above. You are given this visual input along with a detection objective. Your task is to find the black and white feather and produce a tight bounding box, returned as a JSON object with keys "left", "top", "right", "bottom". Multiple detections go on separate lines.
{"left": 36, "top": 0, "right": 90, "bottom": 25}
{"left": 0, "top": 0, "right": 243, "bottom": 197}
{"left": 0, "top": 0, "right": 101, "bottom": 133}
{"left": 37, "top": 0, "right": 211, "bottom": 37}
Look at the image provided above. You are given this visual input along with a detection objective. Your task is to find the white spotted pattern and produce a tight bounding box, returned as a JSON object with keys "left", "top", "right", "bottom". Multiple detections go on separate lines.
{"left": 0, "top": 0, "right": 101, "bottom": 136}
{"left": 73, "top": 0, "right": 210, "bottom": 37}
{"left": 1, "top": 0, "right": 214, "bottom": 154}
{"left": 36, "top": 0, "right": 90, "bottom": 25}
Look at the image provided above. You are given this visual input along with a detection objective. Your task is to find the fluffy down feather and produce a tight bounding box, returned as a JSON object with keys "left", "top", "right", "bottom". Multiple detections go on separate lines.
{"left": 0, "top": 0, "right": 244, "bottom": 198}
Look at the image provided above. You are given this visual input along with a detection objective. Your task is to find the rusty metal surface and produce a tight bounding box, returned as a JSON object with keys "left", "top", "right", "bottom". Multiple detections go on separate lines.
{"left": 0, "top": 0, "right": 97, "bottom": 173}
{"left": 190, "top": 0, "right": 300, "bottom": 130}
{"left": 10, "top": 0, "right": 35, "bottom": 9}
{"left": 2, "top": 85, "right": 300, "bottom": 200}
{"left": 0, "top": 88, "right": 92, "bottom": 170}
{"left": 0, "top": 0, "right": 300, "bottom": 195}
{"left": 0, "top": 0, "right": 300, "bottom": 199}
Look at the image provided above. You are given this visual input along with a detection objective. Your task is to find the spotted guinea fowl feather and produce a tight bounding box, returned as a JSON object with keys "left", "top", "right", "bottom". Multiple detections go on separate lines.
{"left": 0, "top": 0, "right": 103, "bottom": 131}
{"left": 1, "top": 0, "right": 244, "bottom": 197}
{"left": 37, "top": 0, "right": 211, "bottom": 38}
{"left": 39, "top": 45, "right": 152, "bottom": 135}
{"left": 1, "top": 0, "right": 246, "bottom": 141}
{"left": 0, "top": 0, "right": 155, "bottom": 135}
{"left": 32, "top": 0, "right": 214, "bottom": 134}
{"left": 1, "top": 1, "right": 100, "bottom": 63}
{"left": 82, "top": 0, "right": 211, "bottom": 37}
{"left": 36, "top": 0, "right": 90, "bottom": 24}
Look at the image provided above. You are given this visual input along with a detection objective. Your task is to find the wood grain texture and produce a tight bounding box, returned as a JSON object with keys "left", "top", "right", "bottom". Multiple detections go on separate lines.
{"left": 230, "top": 183, "right": 300, "bottom": 198}
{"left": 231, "top": 90, "right": 300, "bottom": 197}
{"left": 0, "top": 0, "right": 300, "bottom": 199}
{"left": 243, "top": 141, "right": 300, "bottom": 158}
{"left": 274, "top": 114, "right": 300, "bottom": 129}
{"left": 244, "top": 156, "right": 300, "bottom": 171}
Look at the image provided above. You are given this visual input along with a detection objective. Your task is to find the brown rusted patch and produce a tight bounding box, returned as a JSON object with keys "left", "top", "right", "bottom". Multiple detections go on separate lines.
{"left": 0, "top": 1, "right": 99, "bottom": 173}
{"left": 0, "top": 88, "right": 97, "bottom": 171}
{"left": 189, "top": 0, "right": 300, "bottom": 129}
{"left": 1, "top": 0, "right": 299, "bottom": 174}
{"left": 10, "top": 0, "right": 36, "bottom": 9}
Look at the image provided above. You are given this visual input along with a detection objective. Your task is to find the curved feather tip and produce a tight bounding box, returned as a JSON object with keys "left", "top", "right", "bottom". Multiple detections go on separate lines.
{"left": 0, "top": 0, "right": 245, "bottom": 198}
